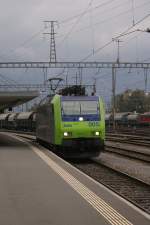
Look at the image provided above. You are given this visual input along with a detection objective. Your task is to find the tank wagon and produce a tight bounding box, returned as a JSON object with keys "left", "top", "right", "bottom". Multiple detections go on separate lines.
{"left": 0, "top": 113, "right": 11, "bottom": 129}
{"left": 114, "top": 112, "right": 130, "bottom": 127}
{"left": 126, "top": 113, "right": 140, "bottom": 127}
{"left": 0, "top": 111, "right": 36, "bottom": 132}
{"left": 105, "top": 113, "right": 112, "bottom": 127}
{"left": 7, "top": 113, "right": 18, "bottom": 130}
{"left": 36, "top": 95, "right": 105, "bottom": 158}
{"left": 139, "top": 112, "right": 150, "bottom": 126}
{"left": 105, "top": 112, "right": 130, "bottom": 127}
{"left": 105, "top": 112, "right": 150, "bottom": 127}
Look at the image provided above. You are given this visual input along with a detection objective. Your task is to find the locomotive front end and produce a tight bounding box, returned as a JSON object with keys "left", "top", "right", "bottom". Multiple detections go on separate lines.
{"left": 57, "top": 96, "right": 105, "bottom": 158}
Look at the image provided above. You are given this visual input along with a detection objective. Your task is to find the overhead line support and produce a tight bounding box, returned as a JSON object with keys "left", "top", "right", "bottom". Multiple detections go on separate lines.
{"left": 43, "top": 20, "right": 57, "bottom": 62}
{"left": 0, "top": 62, "right": 150, "bottom": 69}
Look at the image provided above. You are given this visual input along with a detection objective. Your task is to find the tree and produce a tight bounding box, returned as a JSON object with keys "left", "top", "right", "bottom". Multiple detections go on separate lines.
{"left": 115, "top": 89, "right": 150, "bottom": 113}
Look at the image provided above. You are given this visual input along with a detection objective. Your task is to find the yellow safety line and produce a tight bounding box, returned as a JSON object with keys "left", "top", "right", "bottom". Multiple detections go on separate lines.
{"left": 5, "top": 133, "right": 133, "bottom": 225}
{"left": 32, "top": 146, "right": 133, "bottom": 225}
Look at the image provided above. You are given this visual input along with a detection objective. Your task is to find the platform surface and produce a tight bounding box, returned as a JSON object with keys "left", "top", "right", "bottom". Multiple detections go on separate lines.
{"left": 0, "top": 132, "right": 149, "bottom": 225}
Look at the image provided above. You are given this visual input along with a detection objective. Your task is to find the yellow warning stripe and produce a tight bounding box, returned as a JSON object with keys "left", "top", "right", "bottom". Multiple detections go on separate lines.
{"left": 32, "top": 146, "right": 133, "bottom": 225}
{"left": 3, "top": 133, "right": 133, "bottom": 225}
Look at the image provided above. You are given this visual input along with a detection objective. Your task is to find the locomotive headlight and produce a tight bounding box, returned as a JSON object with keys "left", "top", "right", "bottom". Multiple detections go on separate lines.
{"left": 64, "top": 132, "right": 68, "bottom": 137}
{"left": 95, "top": 131, "right": 100, "bottom": 136}
{"left": 79, "top": 117, "right": 84, "bottom": 121}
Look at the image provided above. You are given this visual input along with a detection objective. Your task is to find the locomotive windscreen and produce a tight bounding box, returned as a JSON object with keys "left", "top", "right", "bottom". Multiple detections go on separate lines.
{"left": 61, "top": 98, "right": 100, "bottom": 121}
{"left": 61, "top": 101, "right": 99, "bottom": 115}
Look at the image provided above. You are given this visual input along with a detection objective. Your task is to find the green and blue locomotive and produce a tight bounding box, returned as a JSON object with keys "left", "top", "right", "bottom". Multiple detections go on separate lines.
{"left": 36, "top": 94, "right": 105, "bottom": 157}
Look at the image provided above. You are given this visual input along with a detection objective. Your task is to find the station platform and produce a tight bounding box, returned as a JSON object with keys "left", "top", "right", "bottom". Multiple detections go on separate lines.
{"left": 0, "top": 132, "right": 149, "bottom": 225}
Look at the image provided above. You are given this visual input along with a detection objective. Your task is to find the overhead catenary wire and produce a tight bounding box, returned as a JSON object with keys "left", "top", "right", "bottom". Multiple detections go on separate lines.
{"left": 0, "top": 0, "right": 117, "bottom": 59}
{"left": 81, "top": 41, "right": 113, "bottom": 61}
{"left": 81, "top": 10, "right": 150, "bottom": 62}
{"left": 0, "top": 0, "right": 138, "bottom": 60}
{"left": 0, "top": 73, "right": 19, "bottom": 85}
{"left": 74, "top": 0, "right": 150, "bottom": 35}
{"left": 131, "top": 0, "right": 135, "bottom": 26}
{"left": 0, "top": 28, "right": 45, "bottom": 59}
{"left": 59, "top": 0, "right": 117, "bottom": 25}
{"left": 89, "top": 0, "right": 95, "bottom": 55}
{"left": 120, "top": 31, "right": 143, "bottom": 47}
{"left": 58, "top": 0, "right": 131, "bottom": 46}
{"left": 118, "top": 12, "right": 150, "bottom": 39}
{"left": 57, "top": 1, "right": 150, "bottom": 61}
{"left": 57, "top": 0, "right": 97, "bottom": 47}
{"left": 0, "top": 0, "right": 149, "bottom": 63}
{"left": 143, "top": 57, "right": 150, "bottom": 62}
{"left": 57, "top": 0, "right": 129, "bottom": 48}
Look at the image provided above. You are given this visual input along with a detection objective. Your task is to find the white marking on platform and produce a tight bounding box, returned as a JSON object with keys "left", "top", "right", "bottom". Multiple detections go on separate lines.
{"left": 32, "top": 146, "right": 133, "bottom": 225}
{"left": 4, "top": 133, "right": 134, "bottom": 225}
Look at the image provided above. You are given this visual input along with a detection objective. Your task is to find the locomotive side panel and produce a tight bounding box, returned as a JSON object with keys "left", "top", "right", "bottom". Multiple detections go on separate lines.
{"left": 36, "top": 103, "right": 55, "bottom": 144}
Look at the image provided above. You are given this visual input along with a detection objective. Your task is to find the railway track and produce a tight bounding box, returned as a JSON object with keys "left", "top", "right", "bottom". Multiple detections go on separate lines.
{"left": 71, "top": 160, "right": 150, "bottom": 214}
{"left": 105, "top": 142, "right": 150, "bottom": 162}
{"left": 16, "top": 132, "right": 150, "bottom": 162}
{"left": 7, "top": 130, "right": 150, "bottom": 162}
{"left": 106, "top": 133, "right": 150, "bottom": 144}
{"left": 107, "top": 133, "right": 150, "bottom": 147}
{"left": 106, "top": 133, "right": 150, "bottom": 162}
{"left": 107, "top": 127, "right": 150, "bottom": 138}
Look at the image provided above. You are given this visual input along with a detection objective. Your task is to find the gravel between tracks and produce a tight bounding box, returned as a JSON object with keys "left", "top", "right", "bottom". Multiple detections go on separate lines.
{"left": 96, "top": 152, "right": 150, "bottom": 185}
{"left": 72, "top": 159, "right": 150, "bottom": 214}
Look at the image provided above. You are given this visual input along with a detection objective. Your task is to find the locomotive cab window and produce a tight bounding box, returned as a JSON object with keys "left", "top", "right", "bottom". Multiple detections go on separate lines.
{"left": 61, "top": 101, "right": 80, "bottom": 115}
{"left": 80, "top": 101, "right": 99, "bottom": 115}
{"left": 61, "top": 101, "right": 99, "bottom": 115}
{"left": 61, "top": 100, "right": 100, "bottom": 122}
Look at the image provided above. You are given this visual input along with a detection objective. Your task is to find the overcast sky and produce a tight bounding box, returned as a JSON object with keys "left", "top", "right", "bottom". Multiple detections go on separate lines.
{"left": 0, "top": 0, "right": 150, "bottom": 104}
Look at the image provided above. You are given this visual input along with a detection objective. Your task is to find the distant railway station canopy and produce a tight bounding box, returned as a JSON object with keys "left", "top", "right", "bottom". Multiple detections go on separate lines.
{"left": 0, "top": 91, "right": 39, "bottom": 111}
